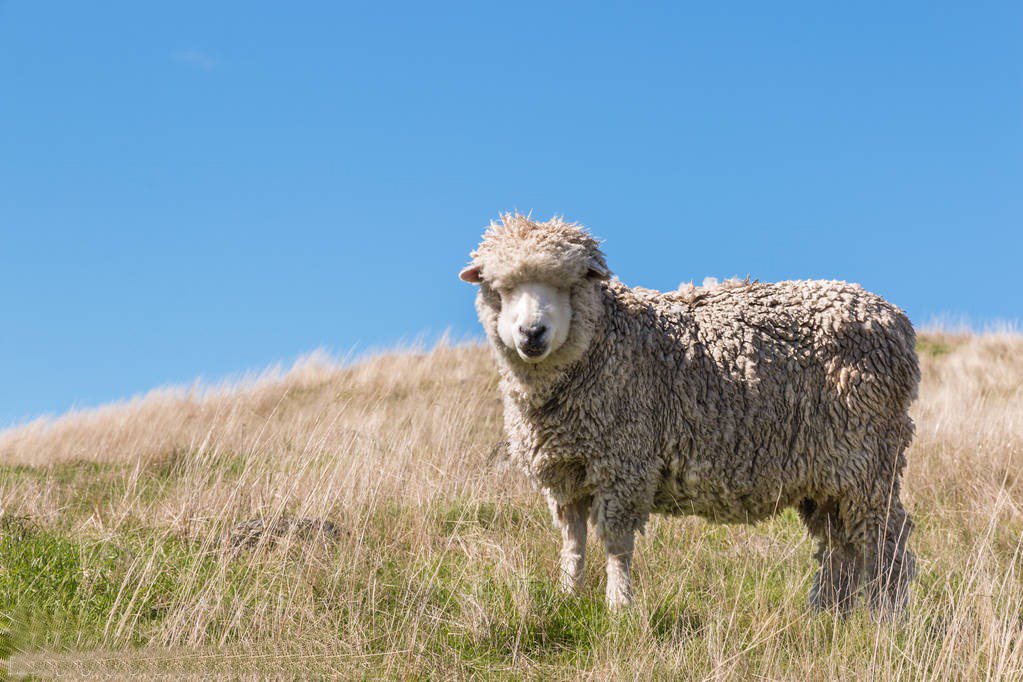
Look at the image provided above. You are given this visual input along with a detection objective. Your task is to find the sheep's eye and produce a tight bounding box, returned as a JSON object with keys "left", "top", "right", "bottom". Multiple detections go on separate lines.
{"left": 481, "top": 284, "right": 502, "bottom": 310}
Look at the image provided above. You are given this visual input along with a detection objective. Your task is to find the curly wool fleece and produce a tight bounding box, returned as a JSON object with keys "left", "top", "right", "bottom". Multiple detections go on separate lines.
{"left": 464, "top": 214, "right": 919, "bottom": 612}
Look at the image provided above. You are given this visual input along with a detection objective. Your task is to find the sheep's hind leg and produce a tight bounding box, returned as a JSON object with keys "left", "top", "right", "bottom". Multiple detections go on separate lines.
{"left": 799, "top": 498, "right": 861, "bottom": 613}
{"left": 860, "top": 497, "right": 916, "bottom": 615}
{"left": 554, "top": 497, "right": 590, "bottom": 594}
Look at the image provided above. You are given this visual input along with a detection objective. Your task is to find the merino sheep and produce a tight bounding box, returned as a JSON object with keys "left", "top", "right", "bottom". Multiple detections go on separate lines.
{"left": 460, "top": 214, "right": 919, "bottom": 613}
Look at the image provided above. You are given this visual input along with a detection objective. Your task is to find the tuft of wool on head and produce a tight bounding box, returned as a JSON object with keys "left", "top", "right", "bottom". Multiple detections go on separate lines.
{"left": 468, "top": 214, "right": 611, "bottom": 288}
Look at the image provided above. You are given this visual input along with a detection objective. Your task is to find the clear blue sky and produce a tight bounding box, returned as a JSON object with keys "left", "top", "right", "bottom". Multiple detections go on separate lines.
{"left": 2, "top": 2, "right": 1020, "bottom": 427}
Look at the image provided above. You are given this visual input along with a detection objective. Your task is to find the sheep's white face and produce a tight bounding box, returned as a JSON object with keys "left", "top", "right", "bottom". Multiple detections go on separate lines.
{"left": 495, "top": 282, "right": 572, "bottom": 363}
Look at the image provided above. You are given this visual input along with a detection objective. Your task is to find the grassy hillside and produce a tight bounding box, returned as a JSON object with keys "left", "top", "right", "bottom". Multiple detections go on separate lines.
{"left": 1, "top": 333, "right": 1022, "bottom": 679}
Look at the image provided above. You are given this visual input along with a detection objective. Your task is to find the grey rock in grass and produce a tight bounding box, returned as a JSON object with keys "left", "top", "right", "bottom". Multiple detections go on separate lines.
{"left": 229, "top": 517, "right": 344, "bottom": 549}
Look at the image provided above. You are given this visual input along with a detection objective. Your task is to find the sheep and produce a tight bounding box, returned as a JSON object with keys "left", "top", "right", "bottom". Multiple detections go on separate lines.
{"left": 459, "top": 214, "right": 920, "bottom": 613}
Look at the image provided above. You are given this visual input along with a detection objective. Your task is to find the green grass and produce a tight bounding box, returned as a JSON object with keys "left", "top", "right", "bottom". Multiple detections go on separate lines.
{"left": 0, "top": 469, "right": 814, "bottom": 676}
{"left": 0, "top": 459, "right": 1005, "bottom": 678}
{"left": 1, "top": 450, "right": 1019, "bottom": 680}
{"left": 1, "top": 491, "right": 1019, "bottom": 679}
{"left": 0, "top": 516, "right": 215, "bottom": 651}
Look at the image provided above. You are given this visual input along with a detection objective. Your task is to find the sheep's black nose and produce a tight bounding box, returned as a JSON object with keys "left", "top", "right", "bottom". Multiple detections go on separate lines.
{"left": 519, "top": 324, "right": 547, "bottom": 345}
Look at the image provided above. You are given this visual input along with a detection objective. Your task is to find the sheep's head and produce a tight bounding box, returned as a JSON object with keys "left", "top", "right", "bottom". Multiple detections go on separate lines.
{"left": 460, "top": 214, "right": 610, "bottom": 367}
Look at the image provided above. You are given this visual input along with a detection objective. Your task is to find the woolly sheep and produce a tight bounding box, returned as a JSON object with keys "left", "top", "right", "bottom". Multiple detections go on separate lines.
{"left": 460, "top": 214, "right": 919, "bottom": 613}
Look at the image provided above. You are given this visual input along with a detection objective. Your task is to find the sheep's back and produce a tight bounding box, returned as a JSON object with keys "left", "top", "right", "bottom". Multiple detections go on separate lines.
{"left": 618, "top": 279, "right": 920, "bottom": 519}
{"left": 677, "top": 279, "right": 918, "bottom": 410}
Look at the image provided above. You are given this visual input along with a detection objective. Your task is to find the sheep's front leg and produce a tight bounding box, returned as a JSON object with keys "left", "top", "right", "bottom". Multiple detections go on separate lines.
{"left": 604, "top": 531, "right": 635, "bottom": 611}
{"left": 554, "top": 497, "right": 590, "bottom": 593}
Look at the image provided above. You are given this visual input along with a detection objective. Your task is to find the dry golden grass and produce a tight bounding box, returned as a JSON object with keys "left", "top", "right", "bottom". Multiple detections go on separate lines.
{"left": 1, "top": 332, "right": 1022, "bottom": 680}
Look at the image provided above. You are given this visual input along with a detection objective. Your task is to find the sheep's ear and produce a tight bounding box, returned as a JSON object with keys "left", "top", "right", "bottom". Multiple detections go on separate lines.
{"left": 586, "top": 262, "right": 611, "bottom": 281}
{"left": 459, "top": 264, "right": 483, "bottom": 284}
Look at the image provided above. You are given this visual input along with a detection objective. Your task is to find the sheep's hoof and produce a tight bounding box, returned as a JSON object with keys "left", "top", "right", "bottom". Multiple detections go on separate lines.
{"left": 607, "top": 597, "right": 632, "bottom": 614}
{"left": 606, "top": 588, "right": 633, "bottom": 613}
{"left": 808, "top": 589, "right": 856, "bottom": 616}
{"left": 559, "top": 574, "right": 584, "bottom": 595}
